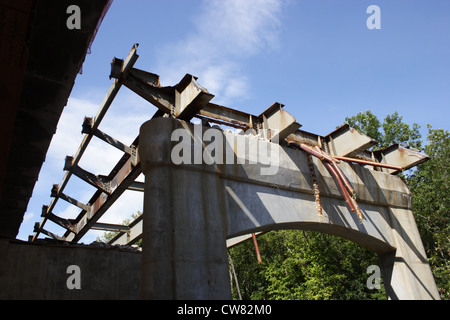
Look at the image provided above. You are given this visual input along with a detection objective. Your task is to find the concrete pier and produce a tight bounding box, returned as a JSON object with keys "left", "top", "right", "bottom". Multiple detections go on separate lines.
{"left": 139, "top": 119, "right": 231, "bottom": 299}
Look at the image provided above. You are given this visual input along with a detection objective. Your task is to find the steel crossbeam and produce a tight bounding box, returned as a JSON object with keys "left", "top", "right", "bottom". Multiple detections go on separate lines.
{"left": 31, "top": 44, "right": 139, "bottom": 242}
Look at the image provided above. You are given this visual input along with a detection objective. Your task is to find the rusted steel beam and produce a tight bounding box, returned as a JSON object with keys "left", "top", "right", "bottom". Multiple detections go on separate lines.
{"left": 252, "top": 233, "right": 262, "bottom": 264}
{"left": 82, "top": 117, "right": 135, "bottom": 157}
{"left": 123, "top": 73, "right": 174, "bottom": 114}
{"left": 129, "top": 68, "right": 160, "bottom": 87}
{"left": 110, "top": 57, "right": 160, "bottom": 87}
{"left": 194, "top": 114, "right": 249, "bottom": 130}
{"left": 325, "top": 124, "right": 378, "bottom": 157}
{"left": 123, "top": 72, "right": 215, "bottom": 122}
{"left": 175, "top": 74, "right": 214, "bottom": 120}
{"left": 127, "top": 181, "right": 144, "bottom": 192}
{"left": 91, "top": 222, "right": 130, "bottom": 233}
{"left": 286, "top": 129, "right": 324, "bottom": 148}
{"left": 288, "top": 141, "right": 364, "bottom": 220}
{"left": 56, "top": 136, "right": 141, "bottom": 241}
{"left": 63, "top": 157, "right": 142, "bottom": 242}
{"left": 72, "top": 44, "right": 139, "bottom": 167}
{"left": 259, "top": 102, "right": 301, "bottom": 142}
{"left": 64, "top": 156, "right": 112, "bottom": 194}
{"left": 33, "top": 223, "right": 63, "bottom": 241}
{"left": 40, "top": 205, "right": 77, "bottom": 234}
{"left": 51, "top": 184, "right": 91, "bottom": 212}
{"left": 333, "top": 155, "right": 404, "bottom": 171}
{"left": 374, "top": 144, "right": 429, "bottom": 174}
{"left": 199, "top": 103, "right": 261, "bottom": 129}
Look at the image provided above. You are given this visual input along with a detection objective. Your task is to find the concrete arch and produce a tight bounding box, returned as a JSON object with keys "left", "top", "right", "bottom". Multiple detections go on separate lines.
{"left": 228, "top": 220, "right": 395, "bottom": 257}
{"left": 138, "top": 118, "right": 440, "bottom": 300}
{"left": 223, "top": 182, "right": 396, "bottom": 255}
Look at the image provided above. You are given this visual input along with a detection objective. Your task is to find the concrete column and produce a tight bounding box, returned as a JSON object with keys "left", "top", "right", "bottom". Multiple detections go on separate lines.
{"left": 139, "top": 118, "right": 231, "bottom": 299}
{"left": 379, "top": 207, "right": 440, "bottom": 300}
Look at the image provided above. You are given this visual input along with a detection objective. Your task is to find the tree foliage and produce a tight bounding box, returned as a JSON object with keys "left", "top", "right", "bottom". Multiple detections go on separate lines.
{"left": 229, "top": 230, "right": 385, "bottom": 300}
{"left": 407, "top": 125, "right": 450, "bottom": 299}
{"left": 344, "top": 110, "right": 422, "bottom": 150}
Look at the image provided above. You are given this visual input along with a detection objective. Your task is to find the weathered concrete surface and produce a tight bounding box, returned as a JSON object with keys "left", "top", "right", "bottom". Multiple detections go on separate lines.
{"left": 0, "top": 238, "right": 141, "bottom": 299}
{"left": 139, "top": 120, "right": 231, "bottom": 299}
{"left": 139, "top": 117, "right": 440, "bottom": 300}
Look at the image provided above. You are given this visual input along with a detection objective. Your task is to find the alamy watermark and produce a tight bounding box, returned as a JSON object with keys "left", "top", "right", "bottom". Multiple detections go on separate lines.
{"left": 366, "top": 5, "right": 381, "bottom": 30}
{"left": 66, "top": 5, "right": 81, "bottom": 30}
{"left": 66, "top": 264, "right": 81, "bottom": 290}
{"left": 170, "top": 125, "right": 280, "bottom": 175}
{"left": 366, "top": 265, "right": 381, "bottom": 290}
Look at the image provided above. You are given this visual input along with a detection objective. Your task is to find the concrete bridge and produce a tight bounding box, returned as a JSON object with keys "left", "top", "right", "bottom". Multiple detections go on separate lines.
{"left": 16, "top": 44, "right": 439, "bottom": 300}
{"left": 2, "top": 3, "right": 438, "bottom": 300}
{"left": 138, "top": 117, "right": 440, "bottom": 300}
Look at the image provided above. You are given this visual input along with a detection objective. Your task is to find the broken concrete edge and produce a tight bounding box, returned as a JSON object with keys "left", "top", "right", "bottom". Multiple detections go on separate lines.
{"left": 3, "top": 236, "right": 141, "bottom": 253}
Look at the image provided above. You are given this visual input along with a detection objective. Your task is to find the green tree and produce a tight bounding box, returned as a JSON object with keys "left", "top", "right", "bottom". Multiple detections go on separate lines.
{"left": 344, "top": 110, "right": 383, "bottom": 145}
{"left": 407, "top": 125, "right": 450, "bottom": 299}
{"left": 228, "top": 230, "right": 385, "bottom": 300}
{"left": 382, "top": 112, "right": 422, "bottom": 150}
{"left": 344, "top": 110, "right": 422, "bottom": 150}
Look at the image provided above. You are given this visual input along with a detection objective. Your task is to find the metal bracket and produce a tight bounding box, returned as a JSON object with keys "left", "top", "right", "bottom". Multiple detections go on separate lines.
{"left": 91, "top": 222, "right": 130, "bottom": 233}
{"left": 64, "top": 156, "right": 111, "bottom": 194}
{"left": 51, "top": 184, "right": 91, "bottom": 212}
{"left": 82, "top": 117, "right": 135, "bottom": 156}
{"left": 127, "top": 181, "right": 144, "bottom": 192}
{"left": 109, "top": 57, "right": 124, "bottom": 80}
{"left": 40, "top": 205, "right": 77, "bottom": 233}
{"left": 259, "top": 102, "right": 301, "bottom": 142}
{"left": 33, "top": 223, "right": 64, "bottom": 241}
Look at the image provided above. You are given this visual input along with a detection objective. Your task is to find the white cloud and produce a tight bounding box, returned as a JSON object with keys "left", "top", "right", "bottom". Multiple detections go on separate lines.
{"left": 45, "top": 97, "right": 97, "bottom": 171}
{"left": 23, "top": 212, "right": 34, "bottom": 222}
{"left": 97, "top": 190, "right": 143, "bottom": 224}
{"left": 57, "top": 203, "right": 81, "bottom": 220}
{"left": 194, "top": 0, "right": 282, "bottom": 56}
{"left": 156, "top": 0, "right": 284, "bottom": 105}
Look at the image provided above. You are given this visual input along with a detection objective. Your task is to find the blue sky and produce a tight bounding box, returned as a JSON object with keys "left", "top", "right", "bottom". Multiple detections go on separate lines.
{"left": 18, "top": 0, "right": 450, "bottom": 241}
